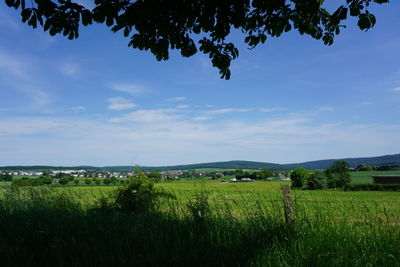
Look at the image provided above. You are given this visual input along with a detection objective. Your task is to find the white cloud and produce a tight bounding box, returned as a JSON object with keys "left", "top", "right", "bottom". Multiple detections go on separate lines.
{"left": 192, "top": 116, "right": 212, "bottom": 121}
{"left": 59, "top": 61, "right": 80, "bottom": 78}
{"left": 1, "top": 114, "right": 399, "bottom": 166}
{"left": 70, "top": 106, "right": 86, "bottom": 111}
{"left": 176, "top": 105, "right": 189, "bottom": 109}
{"left": 207, "top": 108, "right": 251, "bottom": 115}
{"left": 109, "top": 109, "right": 179, "bottom": 123}
{"left": 165, "top": 96, "right": 186, "bottom": 102}
{"left": 0, "top": 49, "right": 51, "bottom": 110}
{"left": 107, "top": 97, "right": 136, "bottom": 111}
{"left": 259, "top": 107, "right": 286, "bottom": 113}
{"left": 390, "top": 87, "right": 400, "bottom": 92}
{"left": 0, "top": 50, "right": 29, "bottom": 78}
{"left": 109, "top": 83, "right": 148, "bottom": 95}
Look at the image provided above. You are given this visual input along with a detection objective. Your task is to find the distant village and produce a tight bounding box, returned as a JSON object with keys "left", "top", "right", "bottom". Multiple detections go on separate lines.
{"left": 0, "top": 169, "right": 189, "bottom": 179}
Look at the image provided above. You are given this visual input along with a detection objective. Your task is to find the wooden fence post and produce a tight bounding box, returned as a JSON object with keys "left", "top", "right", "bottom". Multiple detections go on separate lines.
{"left": 281, "top": 184, "right": 295, "bottom": 225}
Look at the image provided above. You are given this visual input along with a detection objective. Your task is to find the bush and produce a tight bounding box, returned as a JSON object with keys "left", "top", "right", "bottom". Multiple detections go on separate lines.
{"left": 0, "top": 173, "right": 13, "bottom": 181}
{"left": 114, "top": 173, "right": 156, "bottom": 213}
{"left": 11, "top": 178, "right": 32, "bottom": 188}
{"left": 326, "top": 160, "right": 351, "bottom": 188}
{"left": 187, "top": 192, "right": 211, "bottom": 221}
{"left": 113, "top": 173, "right": 174, "bottom": 213}
{"left": 305, "top": 172, "right": 325, "bottom": 190}
{"left": 84, "top": 178, "right": 92, "bottom": 185}
{"left": 290, "top": 168, "right": 308, "bottom": 188}
{"left": 59, "top": 178, "right": 69, "bottom": 185}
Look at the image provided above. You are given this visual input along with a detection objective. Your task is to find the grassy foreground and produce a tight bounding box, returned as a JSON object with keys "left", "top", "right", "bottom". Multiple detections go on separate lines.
{"left": 0, "top": 179, "right": 399, "bottom": 266}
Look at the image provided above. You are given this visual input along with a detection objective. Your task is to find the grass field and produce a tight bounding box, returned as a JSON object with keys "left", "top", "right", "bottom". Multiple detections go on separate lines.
{"left": 0, "top": 175, "right": 399, "bottom": 266}
{"left": 350, "top": 170, "right": 400, "bottom": 184}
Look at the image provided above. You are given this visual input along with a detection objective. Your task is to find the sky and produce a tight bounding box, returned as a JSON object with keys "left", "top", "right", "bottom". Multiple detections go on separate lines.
{"left": 0, "top": 1, "right": 400, "bottom": 166}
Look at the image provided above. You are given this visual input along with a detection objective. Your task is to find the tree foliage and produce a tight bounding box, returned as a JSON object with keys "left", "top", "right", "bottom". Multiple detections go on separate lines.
{"left": 326, "top": 160, "right": 351, "bottom": 188}
{"left": 5, "top": 0, "right": 389, "bottom": 79}
{"left": 290, "top": 167, "right": 308, "bottom": 188}
{"left": 306, "top": 172, "right": 325, "bottom": 190}
{"left": 0, "top": 173, "right": 13, "bottom": 181}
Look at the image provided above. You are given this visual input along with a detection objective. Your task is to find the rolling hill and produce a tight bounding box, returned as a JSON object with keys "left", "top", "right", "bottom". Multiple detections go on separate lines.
{"left": 1, "top": 154, "right": 399, "bottom": 171}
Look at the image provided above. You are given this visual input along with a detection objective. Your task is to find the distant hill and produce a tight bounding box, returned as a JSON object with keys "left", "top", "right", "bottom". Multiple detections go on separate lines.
{"left": 139, "top": 160, "right": 286, "bottom": 171}
{"left": 287, "top": 154, "right": 400, "bottom": 169}
{"left": 1, "top": 153, "right": 399, "bottom": 171}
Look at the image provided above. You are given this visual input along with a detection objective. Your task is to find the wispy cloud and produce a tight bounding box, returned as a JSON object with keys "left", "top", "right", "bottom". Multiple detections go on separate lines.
{"left": 176, "top": 104, "right": 189, "bottom": 109}
{"left": 0, "top": 49, "right": 51, "bottom": 110}
{"left": 192, "top": 116, "right": 212, "bottom": 121}
{"left": 109, "top": 109, "right": 179, "bottom": 123}
{"left": 165, "top": 96, "right": 186, "bottom": 102}
{"left": 390, "top": 87, "right": 400, "bottom": 92}
{"left": 0, "top": 50, "right": 29, "bottom": 78}
{"left": 207, "top": 108, "right": 251, "bottom": 115}
{"left": 107, "top": 97, "right": 136, "bottom": 111}
{"left": 109, "top": 83, "right": 148, "bottom": 95}
{"left": 259, "top": 107, "right": 286, "bottom": 113}
{"left": 2, "top": 114, "right": 399, "bottom": 165}
{"left": 59, "top": 61, "right": 81, "bottom": 78}
{"left": 70, "top": 106, "right": 86, "bottom": 111}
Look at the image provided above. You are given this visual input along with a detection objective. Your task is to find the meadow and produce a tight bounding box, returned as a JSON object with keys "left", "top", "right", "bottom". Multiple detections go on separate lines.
{"left": 0, "top": 171, "right": 399, "bottom": 266}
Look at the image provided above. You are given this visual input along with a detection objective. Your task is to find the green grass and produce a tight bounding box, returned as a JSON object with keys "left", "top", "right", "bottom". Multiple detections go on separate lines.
{"left": 0, "top": 185, "right": 398, "bottom": 266}
{"left": 350, "top": 170, "right": 400, "bottom": 184}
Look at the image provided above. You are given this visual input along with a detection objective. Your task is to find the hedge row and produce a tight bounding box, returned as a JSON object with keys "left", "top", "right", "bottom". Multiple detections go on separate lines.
{"left": 345, "top": 183, "right": 400, "bottom": 191}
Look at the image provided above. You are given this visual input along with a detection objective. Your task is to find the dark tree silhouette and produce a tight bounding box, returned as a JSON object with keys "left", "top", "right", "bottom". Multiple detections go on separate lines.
{"left": 5, "top": 0, "right": 389, "bottom": 79}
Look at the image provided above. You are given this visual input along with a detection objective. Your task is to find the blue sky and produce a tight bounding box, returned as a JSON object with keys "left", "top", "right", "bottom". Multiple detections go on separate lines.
{"left": 0, "top": 1, "right": 399, "bottom": 166}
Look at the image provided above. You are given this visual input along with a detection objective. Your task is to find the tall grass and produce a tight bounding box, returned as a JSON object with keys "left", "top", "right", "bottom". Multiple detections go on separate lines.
{"left": 0, "top": 186, "right": 398, "bottom": 266}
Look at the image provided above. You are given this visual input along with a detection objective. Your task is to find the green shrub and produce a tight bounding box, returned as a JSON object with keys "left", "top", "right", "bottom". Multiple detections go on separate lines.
{"left": 291, "top": 168, "right": 308, "bottom": 188}
{"left": 59, "top": 178, "right": 69, "bottom": 185}
{"left": 187, "top": 192, "right": 211, "bottom": 221}
{"left": 305, "top": 172, "right": 325, "bottom": 190}
{"left": 114, "top": 173, "right": 157, "bottom": 213}
{"left": 326, "top": 160, "right": 351, "bottom": 188}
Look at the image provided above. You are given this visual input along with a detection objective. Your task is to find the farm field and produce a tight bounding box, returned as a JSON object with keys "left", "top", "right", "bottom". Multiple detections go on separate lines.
{"left": 0, "top": 177, "right": 399, "bottom": 265}
{"left": 350, "top": 170, "right": 400, "bottom": 184}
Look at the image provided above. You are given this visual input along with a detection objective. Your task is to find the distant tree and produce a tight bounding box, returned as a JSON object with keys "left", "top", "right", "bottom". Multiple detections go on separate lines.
{"left": 42, "top": 177, "right": 52, "bottom": 185}
{"left": 330, "top": 160, "right": 350, "bottom": 173}
{"left": 11, "top": 178, "right": 32, "bottom": 188}
{"left": 0, "top": 173, "right": 13, "bottom": 181}
{"left": 42, "top": 170, "right": 51, "bottom": 177}
{"left": 306, "top": 172, "right": 325, "bottom": 190}
{"left": 84, "top": 178, "right": 92, "bottom": 185}
{"left": 59, "top": 177, "right": 69, "bottom": 185}
{"left": 356, "top": 164, "right": 374, "bottom": 171}
{"left": 94, "top": 178, "right": 101, "bottom": 185}
{"left": 290, "top": 167, "right": 308, "bottom": 188}
{"left": 259, "top": 169, "right": 273, "bottom": 179}
{"left": 103, "top": 178, "right": 112, "bottom": 185}
{"left": 74, "top": 179, "right": 80, "bottom": 185}
{"left": 326, "top": 160, "right": 351, "bottom": 188}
